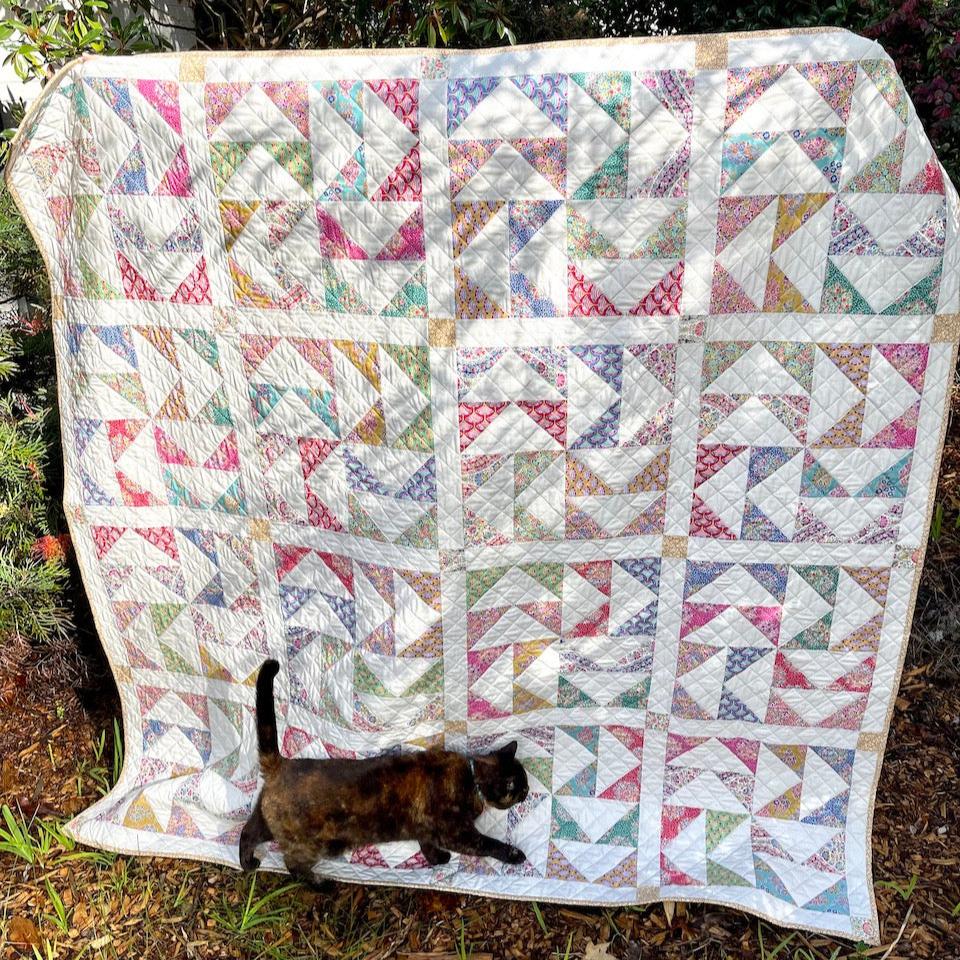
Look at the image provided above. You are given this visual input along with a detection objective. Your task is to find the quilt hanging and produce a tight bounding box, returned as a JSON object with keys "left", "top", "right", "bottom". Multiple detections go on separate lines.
{"left": 7, "top": 27, "right": 960, "bottom": 943}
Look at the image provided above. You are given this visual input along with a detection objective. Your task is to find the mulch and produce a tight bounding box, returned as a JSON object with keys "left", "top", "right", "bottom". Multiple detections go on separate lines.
{"left": 0, "top": 654, "right": 958, "bottom": 959}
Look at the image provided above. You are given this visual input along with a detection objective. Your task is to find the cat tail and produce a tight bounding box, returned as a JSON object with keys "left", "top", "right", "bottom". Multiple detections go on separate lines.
{"left": 255, "top": 659, "right": 282, "bottom": 777}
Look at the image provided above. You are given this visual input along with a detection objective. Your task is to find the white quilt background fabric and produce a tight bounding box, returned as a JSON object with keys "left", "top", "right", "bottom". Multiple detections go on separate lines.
{"left": 7, "top": 28, "right": 960, "bottom": 942}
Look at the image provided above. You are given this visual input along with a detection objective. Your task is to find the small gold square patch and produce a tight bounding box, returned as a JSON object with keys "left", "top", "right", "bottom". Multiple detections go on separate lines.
{"left": 933, "top": 314, "right": 960, "bottom": 342}
{"left": 857, "top": 731, "right": 885, "bottom": 752}
{"left": 661, "top": 536, "right": 688, "bottom": 559}
{"left": 695, "top": 36, "right": 728, "bottom": 71}
{"left": 249, "top": 518, "right": 271, "bottom": 541}
{"left": 179, "top": 55, "right": 206, "bottom": 83}
{"left": 429, "top": 317, "right": 456, "bottom": 348}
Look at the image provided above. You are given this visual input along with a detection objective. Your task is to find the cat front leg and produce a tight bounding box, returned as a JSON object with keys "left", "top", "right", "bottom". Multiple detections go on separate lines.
{"left": 443, "top": 826, "right": 525, "bottom": 864}
{"left": 419, "top": 840, "right": 452, "bottom": 865}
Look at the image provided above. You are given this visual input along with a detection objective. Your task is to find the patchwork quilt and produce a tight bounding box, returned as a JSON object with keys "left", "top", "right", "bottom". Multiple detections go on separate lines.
{"left": 7, "top": 28, "right": 959, "bottom": 942}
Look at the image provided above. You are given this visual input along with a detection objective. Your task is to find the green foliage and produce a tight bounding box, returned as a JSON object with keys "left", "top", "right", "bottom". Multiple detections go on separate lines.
{"left": 42, "top": 878, "right": 71, "bottom": 935}
{"left": 0, "top": 182, "right": 45, "bottom": 309}
{"left": 0, "top": 0, "right": 170, "bottom": 82}
{"left": 78, "top": 718, "right": 124, "bottom": 797}
{"left": 0, "top": 316, "right": 72, "bottom": 647}
{"left": 193, "top": 0, "right": 585, "bottom": 51}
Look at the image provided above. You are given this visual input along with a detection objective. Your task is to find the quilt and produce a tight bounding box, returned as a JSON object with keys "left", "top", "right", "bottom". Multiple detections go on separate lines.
{"left": 7, "top": 27, "right": 960, "bottom": 942}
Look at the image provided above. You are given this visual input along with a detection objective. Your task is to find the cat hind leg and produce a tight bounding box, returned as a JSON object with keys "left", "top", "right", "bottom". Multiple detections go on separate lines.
{"left": 284, "top": 844, "right": 341, "bottom": 892}
{"left": 239, "top": 797, "right": 272, "bottom": 871}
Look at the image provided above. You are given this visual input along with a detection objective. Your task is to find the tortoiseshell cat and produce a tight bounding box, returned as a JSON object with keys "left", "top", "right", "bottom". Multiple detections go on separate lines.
{"left": 240, "top": 660, "right": 529, "bottom": 884}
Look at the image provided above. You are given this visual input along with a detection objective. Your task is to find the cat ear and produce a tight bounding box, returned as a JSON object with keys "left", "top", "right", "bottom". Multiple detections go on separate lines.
{"left": 499, "top": 740, "right": 518, "bottom": 758}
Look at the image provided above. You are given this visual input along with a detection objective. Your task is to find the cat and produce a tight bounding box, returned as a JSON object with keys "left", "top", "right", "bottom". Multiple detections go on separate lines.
{"left": 239, "top": 659, "right": 529, "bottom": 885}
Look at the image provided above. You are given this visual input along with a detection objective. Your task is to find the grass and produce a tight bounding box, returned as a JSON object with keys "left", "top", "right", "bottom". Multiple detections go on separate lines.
{"left": 75, "top": 718, "right": 123, "bottom": 798}
{"left": 756, "top": 925, "right": 796, "bottom": 960}
{"left": 876, "top": 873, "right": 919, "bottom": 901}
{"left": 211, "top": 874, "right": 300, "bottom": 935}
{"left": 0, "top": 804, "right": 73, "bottom": 864}
{"left": 455, "top": 917, "right": 473, "bottom": 960}
{"left": 42, "top": 878, "right": 70, "bottom": 935}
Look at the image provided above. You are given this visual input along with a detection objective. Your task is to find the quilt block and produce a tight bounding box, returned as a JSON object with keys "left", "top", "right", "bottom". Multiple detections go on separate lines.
{"left": 7, "top": 28, "right": 959, "bottom": 942}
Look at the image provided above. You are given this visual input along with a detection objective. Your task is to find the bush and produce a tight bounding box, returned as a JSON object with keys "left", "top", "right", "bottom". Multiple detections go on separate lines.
{"left": 0, "top": 310, "right": 73, "bottom": 651}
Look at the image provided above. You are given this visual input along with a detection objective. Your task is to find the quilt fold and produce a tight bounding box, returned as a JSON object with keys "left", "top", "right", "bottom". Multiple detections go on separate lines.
{"left": 7, "top": 27, "right": 960, "bottom": 942}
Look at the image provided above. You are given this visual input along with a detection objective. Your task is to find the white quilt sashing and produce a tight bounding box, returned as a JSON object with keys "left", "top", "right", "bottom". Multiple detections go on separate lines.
{"left": 7, "top": 27, "right": 959, "bottom": 943}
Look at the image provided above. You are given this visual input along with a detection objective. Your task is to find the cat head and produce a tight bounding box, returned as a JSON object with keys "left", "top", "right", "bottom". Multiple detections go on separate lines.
{"left": 473, "top": 740, "right": 529, "bottom": 810}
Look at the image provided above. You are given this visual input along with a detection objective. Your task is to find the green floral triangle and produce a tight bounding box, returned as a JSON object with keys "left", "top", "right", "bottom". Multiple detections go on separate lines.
{"left": 608, "top": 678, "right": 650, "bottom": 710}
{"left": 80, "top": 258, "right": 121, "bottom": 300}
{"left": 707, "top": 859, "right": 753, "bottom": 887}
{"left": 637, "top": 208, "right": 686, "bottom": 258}
{"left": 393, "top": 406, "right": 434, "bottom": 452}
{"left": 551, "top": 798, "right": 590, "bottom": 842}
{"left": 466, "top": 566, "right": 511, "bottom": 608}
{"left": 784, "top": 612, "right": 833, "bottom": 650}
{"left": 598, "top": 805, "right": 639, "bottom": 846}
{"left": 518, "top": 561, "right": 564, "bottom": 599}
{"left": 348, "top": 493, "right": 387, "bottom": 542}
{"left": 197, "top": 387, "right": 234, "bottom": 427}
{"left": 566, "top": 207, "right": 619, "bottom": 258}
{"left": 322, "top": 262, "right": 372, "bottom": 314}
{"left": 160, "top": 641, "right": 194, "bottom": 674}
{"left": 150, "top": 603, "right": 185, "bottom": 636}
{"left": 212, "top": 477, "right": 246, "bottom": 515}
{"left": 848, "top": 132, "right": 904, "bottom": 193}
{"left": 209, "top": 141, "right": 255, "bottom": 195}
{"left": 821, "top": 260, "right": 873, "bottom": 314}
{"left": 322, "top": 634, "right": 350, "bottom": 670}
{"left": 571, "top": 143, "right": 628, "bottom": 200}
{"left": 404, "top": 661, "right": 443, "bottom": 697}
{"left": 382, "top": 344, "right": 431, "bottom": 394}
{"left": 353, "top": 654, "right": 389, "bottom": 695}
{"left": 382, "top": 266, "right": 428, "bottom": 318}
{"left": 261, "top": 141, "right": 314, "bottom": 193}
{"left": 881, "top": 261, "right": 941, "bottom": 315}
{"left": 706, "top": 810, "right": 749, "bottom": 853}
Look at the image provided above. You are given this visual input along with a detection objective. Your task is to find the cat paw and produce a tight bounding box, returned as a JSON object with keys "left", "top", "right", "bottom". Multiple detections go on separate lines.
{"left": 503, "top": 845, "right": 526, "bottom": 865}
{"left": 240, "top": 854, "right": 260, "bottom": 871}
{"left": 420, "top": 843, "right": 452, "bottom": 866}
